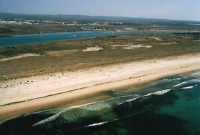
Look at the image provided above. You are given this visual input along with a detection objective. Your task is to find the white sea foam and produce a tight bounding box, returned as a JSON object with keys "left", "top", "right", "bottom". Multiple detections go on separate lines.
{"left": 174, "top": 79, "right": 200, "bottom": 88}
{"left": 173, "top": 82, "right": 187, "bottom": 88}
{"left": 117, "top": 97, "right": 139, "bottom": 106}
{"left": 126, "top": 97, "right": 139, "bottom": 102}
{"left": 162, "top": 79, "right": 170, "bottom": 82}
{"left": 181, "top": 85, "right": 197, "bottom": 90}
{"left": 162, "top": 78, "right": 181, "bottom": 82}
{"left": 33, "top": 113, "right": 60, "bottom": 127}
{"left": 86, "top": 121, "right": 108, "bottom": 127}
{"left": 144, "top": 89, "right": 171, "bottom": 97}
{"left": 192, "top": 71, "right": 200, "bottom": 77}
{"left": 172, "top": 78, "right": 182, "bottom": 81}
{"left": 85, "top": 118, "right": 120, "bottom": 128}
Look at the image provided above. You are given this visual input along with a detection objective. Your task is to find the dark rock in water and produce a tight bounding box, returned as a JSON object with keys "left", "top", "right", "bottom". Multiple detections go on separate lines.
{"left": 73, "top": 112, "right": 198, "bottom": 135}
{"left": 113, "top": 96, "right": 154, "bottom": 117}
{"left": 114, "top": 90, "right": 179, "bottom": 118}
{"left": 0, "top": 109, "right": 61, "bottom": 135}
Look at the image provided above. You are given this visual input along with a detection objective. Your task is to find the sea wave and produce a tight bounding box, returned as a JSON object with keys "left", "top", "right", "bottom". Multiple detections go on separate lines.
{"left": 144, "top": 89, "right": 171, "bottom": 97}
{"left": 0, "top": 108, "right": 62, "bottom": 125}
{"left": 162, "top": 78, "right": 182, "bottom": 82}
{"left": 180, "top": 85, "right": 197, "bottom": 90}
{"left": 0, "top": 115, "right": 21, "bottom": 125}
{"left": 120, "top": 89, "right": 172, "bottom": 105}
{"left": 173, "top": 79, "right": 200, "bottom": 88}
{"left": 172, "top": 78, "right": 182, "bottom": 81}
{"left": 192, "top": 71, "right": 200, "bottom": 77}
{"left": 86, "top": 121, "right": 108, "bottom": 127}
{"left": 33, "top": 95, "right": 138, "bottom": 128}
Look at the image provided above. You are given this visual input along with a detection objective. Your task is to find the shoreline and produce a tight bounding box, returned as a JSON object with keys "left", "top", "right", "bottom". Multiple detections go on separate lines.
{"left": 1, "top": 54, "right": 200, "bottom": 121}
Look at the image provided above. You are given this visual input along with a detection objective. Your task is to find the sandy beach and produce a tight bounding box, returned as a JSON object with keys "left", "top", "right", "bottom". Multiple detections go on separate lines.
{"left": 1, "top": 53, "right": 200, "bottom": 121}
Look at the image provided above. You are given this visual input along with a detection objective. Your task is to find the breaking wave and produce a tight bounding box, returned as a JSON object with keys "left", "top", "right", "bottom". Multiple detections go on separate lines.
{"left": 144, "top": 89, "right": 171, "bottom": 97}
{"left": 173, "top": 79, "right": 200, "bottom": 88}
{"left": 86, "top": 121, "right": 108, "bottom": 127}
{"left": 162, "top": 78, "right": 182, "bottom": 82}
{"left": 33, "top": 87, "right": 174, "bottom": 129}
{"left": 192, "top": 71, "right": 200, "bottom": 77}
{"left": 33, "top": 95, "right": 139, "bottom": 128}
{"left": 180, "top": 85, "right": 197, "bottom": 90}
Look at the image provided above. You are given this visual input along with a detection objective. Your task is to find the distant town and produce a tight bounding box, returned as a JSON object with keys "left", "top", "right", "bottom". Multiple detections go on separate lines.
{"left": 0, "top": 13, "right": 200, "bottom": 36}
{"left": 0, "top": 19, "right": 124, "bottom": 26}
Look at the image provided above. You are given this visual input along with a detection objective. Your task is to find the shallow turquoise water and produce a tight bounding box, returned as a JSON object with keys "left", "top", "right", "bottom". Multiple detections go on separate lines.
{"left": 158, "top": 84, "right": 200, "bottom": 128}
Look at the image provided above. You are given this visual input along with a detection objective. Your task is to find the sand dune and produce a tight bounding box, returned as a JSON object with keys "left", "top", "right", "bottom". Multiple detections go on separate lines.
{"left": 0, "top": 53, "right": 42, "bottom": 62}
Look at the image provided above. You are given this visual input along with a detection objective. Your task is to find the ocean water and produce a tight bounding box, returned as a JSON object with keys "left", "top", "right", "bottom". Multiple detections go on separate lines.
{"left": 0, "top": 71, "right": 200, "bottom": 135}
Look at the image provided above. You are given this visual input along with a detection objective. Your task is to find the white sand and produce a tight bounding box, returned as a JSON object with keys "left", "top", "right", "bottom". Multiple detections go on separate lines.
{"left": 82, "top": 46, "right": 103, "bottom": 52}
{"left": 112, "top": 44, "right": 152, "bottom": 49}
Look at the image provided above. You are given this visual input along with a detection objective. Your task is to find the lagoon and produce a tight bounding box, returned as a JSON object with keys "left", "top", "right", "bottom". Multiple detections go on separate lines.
{"left": 0, "top": 30, "right": 189, "bottom": 47}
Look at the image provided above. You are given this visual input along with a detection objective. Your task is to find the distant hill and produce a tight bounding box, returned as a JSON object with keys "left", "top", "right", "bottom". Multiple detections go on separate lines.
{"left": 0, "top": 12, "right": 199, "bottom": 25}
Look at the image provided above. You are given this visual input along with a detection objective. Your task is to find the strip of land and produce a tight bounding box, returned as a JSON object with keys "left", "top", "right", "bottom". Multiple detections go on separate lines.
{"left": 1, "top": 34, "right": 200, "bottom": 81}
{"left": 0, "top": 53, "right": 200, "bottom": 121}
{"left": 0, "top": 34, "right": 200, "bottom": 121}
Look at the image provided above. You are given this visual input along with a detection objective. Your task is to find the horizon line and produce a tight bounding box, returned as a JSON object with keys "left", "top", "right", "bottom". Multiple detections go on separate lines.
{"left": 0, "top": 12, "right": 200, "bottom": 22}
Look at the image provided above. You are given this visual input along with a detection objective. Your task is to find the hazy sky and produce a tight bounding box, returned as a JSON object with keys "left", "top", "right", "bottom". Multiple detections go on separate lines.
{"left": 0, "top": 0, "right": 200, "bottom": 21}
